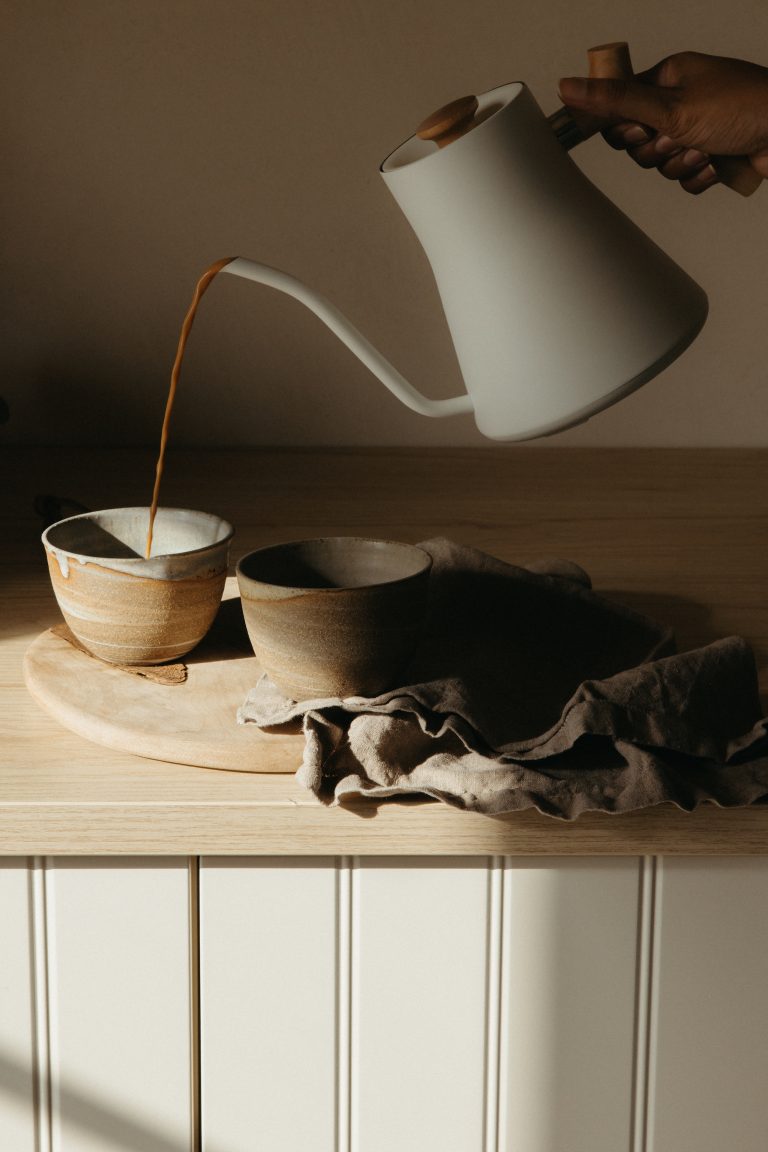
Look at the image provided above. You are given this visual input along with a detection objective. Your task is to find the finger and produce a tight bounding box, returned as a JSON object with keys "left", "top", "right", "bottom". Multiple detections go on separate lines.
{"left": 627, "top": 138, "right": 679, "bottom": 169}
{"left": 627, "top": 130, "right": 700, "bottom": 169}
{"left": 654, "top": 134, "right": 684, "bottom": 156}
{"left": 679, "top": 163, "right": 719, "bottom": 194}
{"left": 657, "top": 148, "right": 711, "bottom": 181}
{"left": 558, "top": 75, "right": 677, "bottom": 133}
{"left": 750, "top": 149, "right": 768, "bottom": 178}
{"left": 602, "top": 121, "right": 653, "bottom": 149}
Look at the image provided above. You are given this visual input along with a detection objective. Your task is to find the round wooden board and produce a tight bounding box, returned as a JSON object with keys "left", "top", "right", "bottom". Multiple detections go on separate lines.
{"left": 23, "top": 580, "right": 303, "bottom": 773}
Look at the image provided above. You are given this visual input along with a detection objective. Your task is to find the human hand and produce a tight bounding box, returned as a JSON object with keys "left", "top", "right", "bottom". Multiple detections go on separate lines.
{"left": 558, "top": 52, "right": 768, "bottom": 194}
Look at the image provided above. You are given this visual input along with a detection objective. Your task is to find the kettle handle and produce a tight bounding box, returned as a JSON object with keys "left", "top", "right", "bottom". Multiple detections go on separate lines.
{"left": 220, "top": 258, "right": 474, "bottom": 420}
{"left": 552, "top": 41, "right": 762, "bottom": 197}
{"left": 590, "top": 42, "right": 761, "bottom": 198}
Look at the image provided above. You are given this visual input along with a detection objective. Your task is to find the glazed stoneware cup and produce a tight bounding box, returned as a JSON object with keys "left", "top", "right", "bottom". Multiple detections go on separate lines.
{"left": 42, "top": 507, "right": 234, "bottom": 665}
{"left": 236, "top": 537, "right": 432, "bottom": 701}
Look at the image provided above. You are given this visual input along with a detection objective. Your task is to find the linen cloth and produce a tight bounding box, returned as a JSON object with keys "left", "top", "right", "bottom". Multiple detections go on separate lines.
{"left": 238, "top": 539, "right": 768, "bottom": 819}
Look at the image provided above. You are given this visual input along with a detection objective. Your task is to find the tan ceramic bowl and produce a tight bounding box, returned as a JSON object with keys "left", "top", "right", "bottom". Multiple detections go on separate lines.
{"left": 236, "top": 537, "right": 432, "bottom": 701}
{"left": 42, "top": 507, "right": 234, "bottom": 665}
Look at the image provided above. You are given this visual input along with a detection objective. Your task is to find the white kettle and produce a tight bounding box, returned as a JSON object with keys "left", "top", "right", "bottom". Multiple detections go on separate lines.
{"left": 222, "top": 76, "right": 708, "bottom": 441}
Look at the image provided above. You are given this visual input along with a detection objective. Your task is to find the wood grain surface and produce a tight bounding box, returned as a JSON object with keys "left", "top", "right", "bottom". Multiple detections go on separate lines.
{"left": 3, "top": 446, "right": 768, "bottom": 854}
{"left": 23, "top": 580, "right": 301, "bottom": 772}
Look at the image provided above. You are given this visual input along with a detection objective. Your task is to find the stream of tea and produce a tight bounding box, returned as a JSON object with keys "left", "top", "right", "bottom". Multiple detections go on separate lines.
{"left": 145, "top": 256, "right": 235, "bottom": 558}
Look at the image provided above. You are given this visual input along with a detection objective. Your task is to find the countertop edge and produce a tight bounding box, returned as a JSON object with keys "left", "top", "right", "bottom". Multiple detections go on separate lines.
{"left": 3, "top": 800, "right": 768, "bottom": 856}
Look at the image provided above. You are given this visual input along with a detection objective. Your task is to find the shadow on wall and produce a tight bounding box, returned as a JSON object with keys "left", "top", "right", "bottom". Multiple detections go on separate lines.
{"left": 0, "top": 1047, "right": 237, "bottom": 1152}
{"left": 22, "top": 358, "right": 160, "bottom": 445}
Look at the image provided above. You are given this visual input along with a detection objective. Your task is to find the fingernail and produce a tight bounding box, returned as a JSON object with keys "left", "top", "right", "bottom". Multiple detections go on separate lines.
{"left": 691, "top": 163, "right": 718, "bottom": 186}
{"left": 558, "top": 77, "right": 589, "bottom": 103}
{"left": 655, "top": 134, "right": 680, "bottom": 154}
{"left": 682, "top": 149, "right": 709, "bottom": 168}
{"left": 684, "top": 163, "right": 719, "bottom": 193}
{"left": 624, "top": 125, "right": 650, "bottom": 144}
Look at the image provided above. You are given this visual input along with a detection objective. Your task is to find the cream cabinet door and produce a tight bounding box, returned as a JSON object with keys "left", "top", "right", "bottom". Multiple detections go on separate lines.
{"left": 499, "top": 857, "right": 646, "bottom": 1152}
{"left": 649, "top": 857, "right": 768, "bottom": 1152}
{"left": 200, "top": 857, "right": 339, "bottom": 1152}
{"left": 351, "top": 857, "right": 491, "bottom": 1152}
{"left": 5, "top": 853, "right": 768, "bottom": 1151}
{"left": 200, "top": 856, "right": 492, "bottom": 1152}
{"left": 200, "top": 856, "right": 646, "bottom": 1152}
{"left": 0, "top": 859, "right": 37, "bottom": 1152}
{"left": 44, "top": 857, "right": 195, "bottom": 1152}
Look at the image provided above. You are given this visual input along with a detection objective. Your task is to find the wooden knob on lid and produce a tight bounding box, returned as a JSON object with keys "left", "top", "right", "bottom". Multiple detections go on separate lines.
{"left": 417, "top": 94, "right": 479, "bottom": 148}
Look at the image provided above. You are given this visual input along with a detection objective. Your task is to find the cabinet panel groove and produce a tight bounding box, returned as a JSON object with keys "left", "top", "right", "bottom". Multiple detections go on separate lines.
{"left": 484, "top": 857, "right": 503, "bottom": 1152}
{"left": 31, "top": 857, "right": 53, "bottom": 1152}
{"left": 497, "top": 859, "right": 511, "bottom": 1152}
{"left": 337, "top": 857, "right": 353, "bottom": 1152}
{"left": 645, "top": 856, "right": 664, "bottom": 1152}
{"left": 631, "top": 856, "right": 658, "bottom": 1152}
{"left": 189, "top": 858, "right": 201, "bottom": 1152}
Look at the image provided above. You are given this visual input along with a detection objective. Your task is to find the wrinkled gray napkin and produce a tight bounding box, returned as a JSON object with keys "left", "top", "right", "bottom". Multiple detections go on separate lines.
{"left": 238, "top": 539, "right": 768, "bottom": 820}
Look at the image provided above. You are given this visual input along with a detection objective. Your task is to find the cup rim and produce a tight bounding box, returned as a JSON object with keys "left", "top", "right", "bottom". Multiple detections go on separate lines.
{"left": 42, "top": 506, "right": 235, "bottom": 563}
{"left": 236, "top": 536, "right": 432, "bottom": 592}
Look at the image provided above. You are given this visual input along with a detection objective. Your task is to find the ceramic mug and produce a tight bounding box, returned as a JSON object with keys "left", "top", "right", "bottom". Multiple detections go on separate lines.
{"left": 236, "top": 536, "right": 432, "bottom": 700}
{"left": 42, "top": 507, "right": 234, "bottom": 664}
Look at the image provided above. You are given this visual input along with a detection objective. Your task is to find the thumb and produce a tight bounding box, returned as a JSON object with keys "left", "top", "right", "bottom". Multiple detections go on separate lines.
{"left": 558, "top": 76, "right": 675, "bottom": 132}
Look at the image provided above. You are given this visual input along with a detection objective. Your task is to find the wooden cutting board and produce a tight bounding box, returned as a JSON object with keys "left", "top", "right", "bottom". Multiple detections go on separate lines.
{"left": 23, "top": 579, "right": 303, "bottom": 773}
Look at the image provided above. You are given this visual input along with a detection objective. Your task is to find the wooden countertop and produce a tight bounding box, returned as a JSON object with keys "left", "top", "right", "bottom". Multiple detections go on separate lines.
{"left": 4, "top": 445, "right": 768, "bottom": 855}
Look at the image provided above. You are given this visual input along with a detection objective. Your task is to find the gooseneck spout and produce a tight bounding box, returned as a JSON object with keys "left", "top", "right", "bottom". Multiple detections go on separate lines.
{"left": 221, "top": 258, "right": 474, "bottom": 420}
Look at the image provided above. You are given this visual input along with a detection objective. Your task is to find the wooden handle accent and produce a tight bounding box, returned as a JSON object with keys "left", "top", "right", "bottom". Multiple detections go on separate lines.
{"left": 549, "top": 43, "right": 634, "bottom": 148}
{"left": 587, "top": 41, "right": 634, "bottom": 81}
{"left": 587, "top": 41, "right": 761, "bottom": 197}
{"left": 416, "top": 95, "right": 479, "bottom": 148}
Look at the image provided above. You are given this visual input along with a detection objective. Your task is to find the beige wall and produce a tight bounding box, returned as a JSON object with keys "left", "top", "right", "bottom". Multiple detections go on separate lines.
{"left": 3, "top": 0, "right": 767, "bottom": 447}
